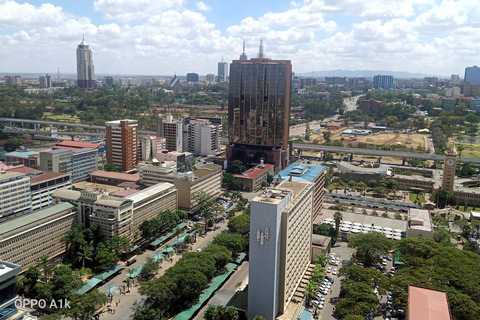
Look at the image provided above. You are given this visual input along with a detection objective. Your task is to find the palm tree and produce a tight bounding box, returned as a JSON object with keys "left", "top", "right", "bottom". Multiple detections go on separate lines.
{"left": 315, "top": 254, "right": 328, "bottom": 267}
{"left": 456, "top": 144, "right": 465, "bottom": 158}
{"left": 193, "top": 222, "right": 202, "bottom": 240}
{"left": 305, "top": 281, "right": 317, "bottom": 304}
{"left": 76, "top": 241, "right": 94, "bottom": 267}
{"left": 333, "top": 211, "right": 343, "bottom": 239}
{"left": 61, "top": 227, "right": 84, "bottom": 263}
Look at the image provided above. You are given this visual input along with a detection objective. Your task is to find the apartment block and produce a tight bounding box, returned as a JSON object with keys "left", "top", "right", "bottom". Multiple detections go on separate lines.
{"left": 183, "top": 118, "right": 220, "bottom": 156}
{"left": 39, "top": 148, "right": 98, "bottom": 183}
{"left": 248, "top": 180, "right": 314, "bottom": 320}
{"left": 0, "top": 171, "right": 31, "bottom": 219}
{"left": 106, "top": 119, "right": 138, "bottom": 172}
{"left": 0, "top": 202, "right": 77, "bottom": 270}
{"left": 157, "top": 116, "right": 183, "bottom": 152}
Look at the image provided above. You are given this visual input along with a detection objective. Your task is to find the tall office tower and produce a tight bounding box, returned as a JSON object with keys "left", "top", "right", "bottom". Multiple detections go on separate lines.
{"left": 186, "top": 72, "right": 199, "bottom": 82}
{"left": 46, "top": 74, "right": 52, "bottom": 87}
{"left": 105, "top": 120, "right": 138, "bottom": 172}
{"left": 248, "top": 180, "right": 314, "bottom": 320}
{"left": 217, "top": 57, "right": 228, "bottom": 82}
{"left": 239, "top": 38, "right": 248, "bottom": 60}
{"left": 39, "top": 75, "right": 47, "bottom": 87}
{"left": 373, "top": 75, "right": 395, "bottom": 89}
{"left": 157, "top": 115, "right": 183, "bottom": 152}
{"left": 227, "top": 41, "right": 292, "bottom": 169}
{"left": 442, "top": 142, "right": 457, "bottom": 193}
{"left": 206, "top": 74, "right": 215, "bottom": 82}
{"left": 451, "top": 74, "right": 460, "bottom": 82}
{"left": 76, "top": 36, "right": 96, "bottom": 88}
{"left": 464, "top": 66, "right": 480, "bottom": 85}
{"left": 4, "top": 75, "right": 22, "bottom": 86}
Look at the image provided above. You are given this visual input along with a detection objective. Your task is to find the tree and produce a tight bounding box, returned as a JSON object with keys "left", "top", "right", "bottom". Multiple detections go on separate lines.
{"left": 323, "top": 131, "right": 332, "bottom": 143}
{"left": 253, "top": 316, "right": 266, "bottom": 320}
{"left": 432, "top": 215, "right": 450, "bottom": 229}
{"left": 202, "top": 244, "right": 233, "bottom": 269}
{"left": 314, "top": 254, "right": 328, "bottom": 267}
{"left": 61, "top": 225, "right": 84, "bottom": 263}
{"left": 333, "top": 211, "right": 343, "bottom": 239}
{"left": 4, "top": 137, "right": 26, "bottom": 152}
{"left": 205, "top": 305, "right": 239, "bottom": 320}
{"left": 456, "top": 144, "right": 466, "bottom": 158}
{"left": 212, "top": 231, "right": 246, "bottom": 255}
{"left": 433, "top": 227, "right": 452, "bottom": 244}
{"left": 75, "top": 241, "right": 94, "bottom": 267}
{"left": 453, "top": 219, "right": 471, "bottom": 239}
{"left": 348, "top": 232, "right": 391, "bottom": 267}
{"left": 62, "top": 290, "right": 107, "bottom": 320}
{"left": 463, "top": 241, "right": 480, "bottom": 254}
{"left": 142, "top": 256, "right": 160, "bottom": 279}
{"left": 313, "top": 223, "right": 336, "bottom": 244}
{"left": 103, "top": 163, "right": 119, "bottom": 172}
{"left": 227, "top": 214, "right": 250, "bottom": 235}
{"left": 227, "top": 160, "right": 246, "bottom": 174}
{"left": 222, "top": 173, "right": 243, "bottom": 191}
{"left": 305, "top": 281, "right": 317, "bottom": 304}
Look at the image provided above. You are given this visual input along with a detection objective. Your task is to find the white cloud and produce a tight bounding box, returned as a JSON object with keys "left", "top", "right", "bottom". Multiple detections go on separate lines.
{"left": 0, "top": 1, "right": 70, "bottom": 28}
{"left": 196, "top": 1, "right": 211, "bottom": 12}
{"left": 93, "top": 0, "right": 184, "bottom": 22}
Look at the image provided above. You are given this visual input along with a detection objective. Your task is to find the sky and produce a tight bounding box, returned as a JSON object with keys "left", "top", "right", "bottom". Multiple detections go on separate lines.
{"left": 1, "top": 0, "right": 480, "bottom": 77}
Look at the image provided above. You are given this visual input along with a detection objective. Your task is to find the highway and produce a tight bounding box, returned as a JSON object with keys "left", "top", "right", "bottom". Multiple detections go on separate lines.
{"left": 292, "top": 143, "right": 480, "bottom": 164}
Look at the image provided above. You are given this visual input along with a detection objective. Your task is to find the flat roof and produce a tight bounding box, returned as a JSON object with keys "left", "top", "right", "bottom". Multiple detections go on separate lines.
{"left": 30, "top": 171, "right": 71, "bottom": 184}
{"left": 55, "top": 140, "right": 101, "bottom": 149}
{"left": 6, "top": 165, "right": 40, "bottom": 175}
{"left": 275, "top": 162, "right": 326, "bottom": 183}
{"left": 91, "top": 170, "right": 140, "bottom": 181}
{"left": 73, "top": 181, "right": 123, "bottom": 193}
{"left": 0, "top": 202, "right": 76, "bottom": 235}
{"left": 408, "top": 286, "right": 451, "bottom": 320}
{"left": 0, "top": 260, "right": 21, "bottom": 278}
{"left": 125, "top": 182, "right": 175, "bottom": 203}
{"left": 234, "top": 164, "right": 274, "bottom": 180}
{"left": 112, "top": 189, "right": 139, "bottom": 197}
{"left": 409, "top": 209, "right": 433, "bottom": 231}
{"left": 52, "top": 188, "right": 82, "bottom": 200}
{"left": 4, "top": 150, "right": 39, "bottom": 158}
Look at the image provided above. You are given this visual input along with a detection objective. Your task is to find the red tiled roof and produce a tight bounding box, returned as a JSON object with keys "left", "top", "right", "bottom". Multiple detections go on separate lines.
{"left": 5, "top": 165, "right": 39, "bottom": 174}
{"left": 55, "top": 140, "right": 101, "bottom": 149}
{"left": 90, "top": 170, "right": 140, "bottom": 181}
{"left": 408, "top": 286, "right": 451, "bottom": 320}
{"left": 30, "top": 171, "right": 71, "bottom": 184}
{"left": 234, "top": 164, "right": 274, "bottom": 180}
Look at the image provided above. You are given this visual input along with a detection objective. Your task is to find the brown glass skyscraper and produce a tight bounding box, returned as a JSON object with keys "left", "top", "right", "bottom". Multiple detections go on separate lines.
{"left": 227, "top": 44, "right": 291, "bottom": 169}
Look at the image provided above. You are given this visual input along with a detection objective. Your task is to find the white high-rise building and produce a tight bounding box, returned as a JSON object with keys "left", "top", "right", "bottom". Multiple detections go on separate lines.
{"left": 76, "top": 36, "right": 95, "bottom": 88}
{"left": 248, "top": 180, "right": 314, "bottom": 320}
{"left": 183, "top": 118, "right": 219, "bottom": 156}
{"left": 0, "top": 171, "right": 31, "bottom": 218}
{"left": 217, "top": 60, "right": 228, "bottom": 82}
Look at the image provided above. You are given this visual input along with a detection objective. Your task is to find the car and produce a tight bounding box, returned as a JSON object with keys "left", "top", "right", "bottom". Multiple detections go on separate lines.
{"left": 327, "top": 267, "right": 332, "bottom": 273}
{"left": 332, "top": 268, "right": 338, "bottom": 275}
{"left": 386, "top": 255, "right": 393, "bottom": 261}
{"left": 317, "top": 303, "right": 324, "bottom": 310}
{"left": 382, "top": 259, "right": 387, "bottom": 266}
{"left": 316, "top": 295, "right": 325, "bottom": 302}
{"left": 332, "top": 243, "right": 341, "bottom": 247}
{"left": 192, "top": 215, "right": 201, "bottom": 221}
{"left": 325, "top": 276, "right": 334, "bottom": 283}
{"left": 312, "top": 300, "right": 320, "bottom": 306}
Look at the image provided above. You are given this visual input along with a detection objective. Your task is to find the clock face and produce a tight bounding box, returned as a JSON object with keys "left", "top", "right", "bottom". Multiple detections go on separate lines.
{"left": 446, "top": 159, "right": 455, "bottom": 166}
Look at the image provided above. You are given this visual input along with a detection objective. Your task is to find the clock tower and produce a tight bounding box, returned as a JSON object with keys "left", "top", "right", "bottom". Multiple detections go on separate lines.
{"left": 442, "top": 141, "right": 457, "bottom": 193}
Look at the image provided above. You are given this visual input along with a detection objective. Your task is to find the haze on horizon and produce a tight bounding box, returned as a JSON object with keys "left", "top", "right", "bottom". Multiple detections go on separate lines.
{"left": 0, "top": 0, "right": 479, "bottom": 77}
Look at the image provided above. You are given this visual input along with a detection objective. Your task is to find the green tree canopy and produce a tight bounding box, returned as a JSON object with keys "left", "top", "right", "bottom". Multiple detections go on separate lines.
{"left": 212, "top": 231, "right": 246, "bottom": 255}
{"left": 348, "top": 231, "right": 391, "bottom": 267}
{"left": 227, "top": 214, "right": 250, "bottom": 235}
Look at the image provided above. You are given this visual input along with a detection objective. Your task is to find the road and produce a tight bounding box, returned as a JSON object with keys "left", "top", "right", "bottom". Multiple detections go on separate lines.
{"left": 97, "top": 221, "right": 229, "bottom": 320}
{"left": 193, "top": 262, "right": 250, "bottom": 320}
{"left": 343, "top": 96, "right": 360, "bottom": 112}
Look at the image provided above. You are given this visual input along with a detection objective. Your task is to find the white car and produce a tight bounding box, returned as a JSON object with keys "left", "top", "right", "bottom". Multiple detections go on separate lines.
{"left": 327, "top": 267, "right": 332, "bottom": 273}
{"left": 317, "top": 303, "right": 324, "bottom": 310}
{"left": 332, "top": 268, "right": 338, "bottom": 275}
{"left": 382, "top": 259, "right": 387, "bottom": 266}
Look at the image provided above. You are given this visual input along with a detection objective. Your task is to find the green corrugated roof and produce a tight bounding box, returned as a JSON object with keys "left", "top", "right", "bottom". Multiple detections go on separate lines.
{"left": 234, "top": 253, "right": 246, "bottom": 264}
{"left": 149, "top": 232, "right": 174, "bottom": 247}
{"left": 163, "top": 246, "right": 175, "bottom": 253}
{"left": 0, "top": 202, "right": 76, "bottom": 235}
{"left": 92, "top": 264, "right": 124, "bottom": 281}
{"left": 126, "top": 265, "right": 143, "bottom": 278}
{"left": 172, "top": 234, "right": 188, "bottom": 245}
{"left": 176, "top": 222, "right": 188, "bottom": 229}
{"left": 75, "top": 277, "right": 102, "bottom": 295}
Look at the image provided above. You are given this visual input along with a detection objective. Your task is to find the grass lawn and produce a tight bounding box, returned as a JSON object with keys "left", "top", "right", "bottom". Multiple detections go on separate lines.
{"left": 458, "top": 206, "right": 479, "bottom": 212}
{"left": 44, "top": 112, "right": 80, "bottom": 123}
{"left": 409, "top": 193, "right": 425, "bottom": 202}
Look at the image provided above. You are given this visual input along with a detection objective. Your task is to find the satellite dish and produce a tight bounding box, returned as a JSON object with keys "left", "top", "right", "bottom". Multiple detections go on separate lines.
{"left": 266, "top": 190, "right": 273, "bottom": 198}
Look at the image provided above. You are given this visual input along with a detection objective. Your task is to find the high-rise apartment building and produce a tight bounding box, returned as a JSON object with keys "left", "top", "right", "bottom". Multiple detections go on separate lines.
{"left": 217, "top": 59, "right": 228, "bottom": 82}
{"left": 39, "top": 74, "right": 52, "bottom": 88}
{"left": 76, "top": 37, "right": 96, "bottom": 88}
{"left": 206, "top": 73, "right": 215, "bottom": 82}
{"left": 4, "top": 75, "right": 22, "bottom": 86}
{"left": 227, "top": 42, "right": 292, "bottom": 169}
{"left": 464, "top": 66, "right": 480, "bottom": 85}
{"left": 39, "top": 148, "right": 98, "bottom": 182}
{"left": 183, "top": 118, "right": 219, "bottom": 156}
{"left": 0, "top": 171, "right": 31, "bottom": 219}
{"left": 106, "top": 120, "right": 138, "bottom": 172}
{"left": 451, "top": 74, "right": 460, "bottom": 82}
{"left": 157, "top": 115, "right": 183, "bottom": 152}
{"left": 248, "top": 180, "right": 314, "bottom": 320}
{"left": 373, "top": 75, "right": 395, "bottom": 89}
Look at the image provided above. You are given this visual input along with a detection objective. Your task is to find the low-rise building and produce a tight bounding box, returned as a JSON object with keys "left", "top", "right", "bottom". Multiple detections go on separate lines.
{"left": 408, "top": 286, "right": 451, "bottom": 320}
{"left": 0, "top": 202, "right": 77, "bottom": 270}
{"left": 29, "top": 171, "right": 72, "bottom": 211}
{"left": 4, "top": 150, "right": 39, "bottom": 167}
{"left": 0, "top": 260, "right": 29, "bottom": 319}
{"left": 311, "top": 234, "right": 331, "bottom": 257}
{"left": 39, "top": 148, "right": 98, "bottom": 183}
{"left": 407, "top": 209, "right": 433, "bottom": 239}
{"left": 90, "top": 170, "right": 140, "bottom": 187}
{"left": 234, "top": 162, "right": 275, "bottom": 192}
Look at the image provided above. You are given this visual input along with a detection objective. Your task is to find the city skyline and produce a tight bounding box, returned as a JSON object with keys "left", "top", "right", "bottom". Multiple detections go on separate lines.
{"left": 0, "top": 0, "right": 480, "bottom": 76}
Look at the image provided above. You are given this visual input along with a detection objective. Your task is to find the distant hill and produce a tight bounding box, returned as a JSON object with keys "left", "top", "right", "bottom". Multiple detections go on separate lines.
{"left": 295, "top": 70, "right": 449, "bottom": 80}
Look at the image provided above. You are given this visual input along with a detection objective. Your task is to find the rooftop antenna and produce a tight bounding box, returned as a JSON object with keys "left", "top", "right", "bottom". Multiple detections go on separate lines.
{"left": 243, "top": 39, "right": 246, "bottom": 55}
{"left": 221, "top": 55, "right": 224, "bottom": 63}
{"left": 258, "top": 38, "right": 265, "bottom": 59}
{"left": 240, "top": 38, "right": 248, "bottom": 60}
{"left": 57, "top": 68, "right": 60, "bottom": 81}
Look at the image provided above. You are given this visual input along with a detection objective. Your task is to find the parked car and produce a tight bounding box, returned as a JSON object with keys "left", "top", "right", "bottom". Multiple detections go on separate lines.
{"left": 327, "top": 267, "right": 332, "bottom": 273}
{"left": 332, "top": 268, "right": 338, "bottom": 275}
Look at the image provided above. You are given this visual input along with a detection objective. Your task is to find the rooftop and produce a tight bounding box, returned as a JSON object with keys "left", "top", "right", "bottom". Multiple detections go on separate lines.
{"left": 55, "top": 140, "right": 101, "bottom": 149}
{"left": 73, "top": 181, "right": 124, "bottom": 193}
{"left": 234, "top": 163, "right": 274, "bottom": 180}
{"left": 408, "top": 209, "right": 433, "bottom": 232}
{"left": 112, "top": 189, "right": 139, "bottom": 197}
{"left": 275, "top": 162, "right": 326, "bottom": 183}
{"left": 253, "top": 180, "right": 312, "bottom": 206}
{"left": 30, "top": 171, "right": 71, "bottom": 184}
{"left": 91, "top": 170, "right": 140, "bottom": 181}
{"left": 0, "top": 202, "right": 76, "bottom": 236}
{"left": 0, "top": 170, "right": 26, "bottom": 182}
{"left": 6, "top": 165, "right": 40, "bottom": 175}
{"left": 408, "top": 286, "right": 451, "bottom": 320}
{"left": 125, "top": 182, "right": 175, "bottom": 203}
{"left": 4, "top": 150, "right": 39, "bottom": 158}
{"left": 0, "top": 260, "right": 21, "bottom": 278}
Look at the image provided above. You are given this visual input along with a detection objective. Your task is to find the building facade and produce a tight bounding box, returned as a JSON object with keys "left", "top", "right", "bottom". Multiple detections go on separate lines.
{"left": 464, "top": 66, "right": 480, "bottom": 85}
{"left": 106, "top": 119, "right": 138, "bottom": 172}
{"left": 157, "top": 115, "right": 183, "bottom": 152}
{"left": 442, "top": 142, "right": 457, "bottom": 193}
{"left": 249, "top": 180, "right": 314, "bottom": 320}
{"left": 0, "top": 171, "right": 31, "bottom": 219}
{"left": 76, "top": 37, "right": 96, "bottom": 88}
{"left": 4, "top": 150, "right": 39, "bottom": 167}
{"left": 217, "top": 61, "right": 228, "bottom": 82}
{"left": 0, "top": 260, "right": 29, "bottom": 319}
{"left": 233, "top": 162, "right": 275, "bottom": 192}
{"left": 227, "top": 49, "right": 292, "bottom": 169}
{"left": 0, "top": 202, "right": 77, "bottom": 270}
{"left": 4, "top": 75, "right": 22, "bottom": 86}
{"left": 39, "top": 148, "right": 98, "bottom": 183}
{"left": 30, "top": 172, "right": 72, "bottom": 211}
{"left": 183, "top": 118, "right": 220, "bottom": 156}
{"left": 186, "top": 72, "right": 199, "bottom": 82}
{"left": 373, "top": 75, "right": 395, "bottom": 89}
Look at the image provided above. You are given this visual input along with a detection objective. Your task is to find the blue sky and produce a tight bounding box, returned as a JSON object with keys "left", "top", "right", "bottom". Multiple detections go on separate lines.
{"left": 1, "top": 0, "right": 480, "bottom": 76}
